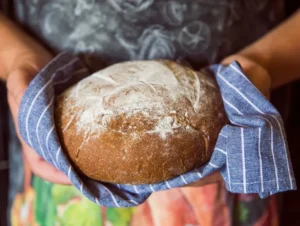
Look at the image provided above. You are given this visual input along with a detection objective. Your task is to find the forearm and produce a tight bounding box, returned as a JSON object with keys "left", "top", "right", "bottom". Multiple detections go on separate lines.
{"left": 0, "top": 13, "right": 49, "bottom": 81}
{"left": 238, "top": 10, "right": 300, "bottom": 89}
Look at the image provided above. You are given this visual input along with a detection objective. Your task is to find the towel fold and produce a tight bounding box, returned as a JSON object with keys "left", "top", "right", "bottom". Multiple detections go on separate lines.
{"left": 18, "top": 52, "right": 296, "bottom": 207}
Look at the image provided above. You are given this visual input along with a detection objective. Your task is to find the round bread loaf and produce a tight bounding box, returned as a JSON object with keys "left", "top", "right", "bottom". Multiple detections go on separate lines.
{"left": 55, "top": 60, "right": 227, "bottom": 184}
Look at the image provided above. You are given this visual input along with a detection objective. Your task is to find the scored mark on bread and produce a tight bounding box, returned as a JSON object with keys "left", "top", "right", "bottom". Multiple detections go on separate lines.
{"left": 139, "top": 81, "right": 157, "bottom": 92}
{"left": 55, "top": 60, "right": 227, "bottom": 184}
{"left": 193, "top": 71, "right": 201, "bottom": 112}
{"left": 61, "top": 61, "right": 202, "bottom": 138}
{"left": 75, "top": 79, "right": 83, "bottom": 98}
{"left": 76, "top": 130, "right": 92, "bottom": 159}
{"left": 62, "top": 113, "right": 77, "bottom": 133}
{"left": 95, "top": 74, "right": 117, "bottom": 84}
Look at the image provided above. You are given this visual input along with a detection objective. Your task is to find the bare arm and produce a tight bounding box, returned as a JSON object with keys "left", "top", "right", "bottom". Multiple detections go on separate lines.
{"left": 223, "top": 10, "right": 300, "bottom": 89}
{"left": 0, "top": 13, "right": 51, "bottom": 81}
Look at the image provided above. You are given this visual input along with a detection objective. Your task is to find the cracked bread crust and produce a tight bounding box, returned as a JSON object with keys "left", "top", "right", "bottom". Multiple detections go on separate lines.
{"left": 54, "top": 60, "right": 227, "bottom": 184}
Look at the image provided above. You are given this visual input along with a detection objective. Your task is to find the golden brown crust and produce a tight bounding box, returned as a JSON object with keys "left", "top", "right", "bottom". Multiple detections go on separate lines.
{"left": 54, "top": 60, "right": 227, "bottom": 184}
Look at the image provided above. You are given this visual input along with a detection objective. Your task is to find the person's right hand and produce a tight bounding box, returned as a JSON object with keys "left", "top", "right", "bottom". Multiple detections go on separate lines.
{"left": 0, "top": 14, "right": 71, "bottom": 184}
{"left": 6, "top": 52, "right": 71, "bottom": 185}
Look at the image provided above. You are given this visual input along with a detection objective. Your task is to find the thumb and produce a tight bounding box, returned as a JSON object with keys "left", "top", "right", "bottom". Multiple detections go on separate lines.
{"left": 6, "top": 67, "right": 36, "bottom": 138}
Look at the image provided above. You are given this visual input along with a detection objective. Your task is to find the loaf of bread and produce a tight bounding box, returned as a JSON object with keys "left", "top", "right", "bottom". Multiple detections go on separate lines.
{"left": 55, "top": 60, "right": 227, "bottom": 184}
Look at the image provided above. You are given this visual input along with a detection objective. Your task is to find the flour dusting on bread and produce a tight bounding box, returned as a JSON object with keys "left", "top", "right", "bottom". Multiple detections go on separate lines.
{"left": 55, "top": 60, "right": 227, "bottom": 184}
{"left": 59, "top": 61, "right": 214, "bottom": 140}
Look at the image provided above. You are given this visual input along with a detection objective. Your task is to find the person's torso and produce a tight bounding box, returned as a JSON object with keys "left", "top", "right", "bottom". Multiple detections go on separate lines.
{"left": 6, "top": 1, "right": 287, "bottom": 225}
{"left": 14, "top": 0, "right": 285, "bottom": 68}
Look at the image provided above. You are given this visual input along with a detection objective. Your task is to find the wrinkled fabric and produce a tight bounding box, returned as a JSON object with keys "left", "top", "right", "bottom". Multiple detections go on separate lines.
{"left": 18, "top": 52, "right": 296, "bottom": 207}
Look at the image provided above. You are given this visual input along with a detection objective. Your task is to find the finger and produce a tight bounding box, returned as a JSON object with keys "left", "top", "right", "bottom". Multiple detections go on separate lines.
{"left": 22, "top": 147, "right": 71, "bottom": 185}
{"left": 32, "top": 160, "right": 71, "bottom": 185}
{"left": 180, "top": 183, "right": 228, "bottom": 225}
{"left": 148, "top": 189, "right": 189, "bottom": 226}
{"left": 7, "top": 88, "right": 23, "bottom": 140}
{"left": 131, "top": 202, "right": 154, "bottom": 226}
{"left": 7, "top": 66, "right": 35, "bottom": 107}
{"left": 7, "top": 68, "right": 71, "bottom": 185}
{"left": 7, "top": 70, "right": 35, "bottom": 158}
{"left": 221, "top": 55, "right": 271, "bottom": 98}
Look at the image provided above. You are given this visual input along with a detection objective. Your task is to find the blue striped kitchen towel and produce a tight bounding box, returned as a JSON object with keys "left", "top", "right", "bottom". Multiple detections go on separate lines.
{"left": 18, "top": 52, "right": 296, "bottom": 207}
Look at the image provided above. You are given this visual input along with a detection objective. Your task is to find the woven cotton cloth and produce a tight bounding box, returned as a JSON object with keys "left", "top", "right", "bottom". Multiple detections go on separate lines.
{"left": 18, "top": 52, "right": 296, "bottom": 207}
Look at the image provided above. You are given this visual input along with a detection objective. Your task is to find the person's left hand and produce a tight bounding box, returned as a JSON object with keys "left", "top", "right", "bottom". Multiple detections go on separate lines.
{"left": 185, "top": 54, "right": 271, "bottom": 188}
{"left": 221, "top": 54, "right": 271, "bottom": 99}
